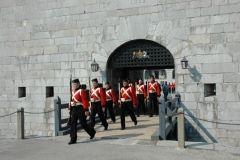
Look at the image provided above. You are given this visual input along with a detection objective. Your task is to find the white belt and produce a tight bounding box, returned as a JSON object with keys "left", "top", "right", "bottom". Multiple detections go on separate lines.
{"left": 106, "top": 99, "right": 112, "bottom": 101}
{"left": 137, "top": 92, "right": 144, "bottom": 94}
{"left": 90, "top": 98, "right": 101, "bottom": 102}
{"left": 121, "top": 98, "right": 132, "bottom": 102}
{"left": 149, "top": 90, "right": 156, "bottom": 93}
{"left": 71, "top": 102, "right": 83, "bottom": 106}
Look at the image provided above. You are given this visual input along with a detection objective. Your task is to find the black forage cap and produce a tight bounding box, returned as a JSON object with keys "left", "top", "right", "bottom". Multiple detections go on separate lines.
{"left": 91, "top": 78, "right": 98, "bottom": 82}
{"left": 72, "top": 78, "right": 80, "bottom": 83}
{"left": 150, "top": 75, "right": 155, "bottom": 78}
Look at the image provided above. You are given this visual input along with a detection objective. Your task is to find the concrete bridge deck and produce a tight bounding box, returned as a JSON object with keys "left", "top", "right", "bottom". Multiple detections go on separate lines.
{"left": 77, "top": 115, "right": 159, "bottom": 140}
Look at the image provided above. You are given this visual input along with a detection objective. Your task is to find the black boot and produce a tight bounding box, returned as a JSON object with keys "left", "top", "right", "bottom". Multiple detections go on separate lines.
{"left": 134, "top": 120, "right": 137, "bottom": 126}
{"left": 90, "top": 130, "right": 96, "bottom": 139}
{"left": 68, "top": 139, "right": 76, "bottom": 145}
{"left": 104, "top": 123, "right": 108, "bottom": 130}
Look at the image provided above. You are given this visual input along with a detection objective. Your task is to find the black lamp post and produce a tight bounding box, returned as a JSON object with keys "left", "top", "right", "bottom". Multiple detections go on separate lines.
{"left": 181, "top": 56, "right": 188, "bottom": 69}
{"left": 91, "top": 59, "right": 99, "bottom": 72}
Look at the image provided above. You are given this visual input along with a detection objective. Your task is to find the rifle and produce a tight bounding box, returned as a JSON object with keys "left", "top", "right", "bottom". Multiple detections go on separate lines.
{"left": 67, "top": 75, "right": 72, "bottom": 126}
{"left": 118, "top": 78, "right": 121, "bottom": 108}
{"left": 88, "top": 77, "right": 92, "bottom": 109}
{"left": 146, "top": 79, "right": 149, "bottom": 108}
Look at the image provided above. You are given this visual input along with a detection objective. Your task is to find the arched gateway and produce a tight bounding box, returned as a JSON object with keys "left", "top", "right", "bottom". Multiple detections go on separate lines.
{"left": 106, "top": 39, "right": 175, "bottom": 90}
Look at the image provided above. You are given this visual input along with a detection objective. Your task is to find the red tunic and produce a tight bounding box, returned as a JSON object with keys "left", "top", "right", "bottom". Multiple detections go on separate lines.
{"left": 148, "top": 82, "right": 161, "bottom": 97}
{"left": 71, "top": 89, "right": 89, "bottom": 110}
{"left": 129, "top": 83, "right": 135, "bottom": 91}
{"left": 136, "top": 84, "right": 147, "bottom": 98}
{"left": 168, "top": 83, "right": 172, "bottom": 88}
{"left": 120, "top": 86, "right": 137, "bottom": 105}
{"left": 106, "top": 89, "right": 117, "bottom": 103}
{"left": 90, "top": 87, "right": 106, "bottom": 106}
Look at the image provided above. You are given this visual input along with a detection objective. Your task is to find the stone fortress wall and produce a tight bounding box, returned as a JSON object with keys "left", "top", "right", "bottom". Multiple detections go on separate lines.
{"left": 0, "top": 0, "right": 240, "bottom": 147}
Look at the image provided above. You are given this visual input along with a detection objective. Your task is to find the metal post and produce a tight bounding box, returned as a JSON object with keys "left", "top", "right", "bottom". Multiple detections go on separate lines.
{"left": 159, "top": 96, "right": 165, "bottom": 140}
{"left": 178, "top": 108, "right": 185, "bottom": 148}
{"left": 54, "top": 96, "right": 61, "bottom": 136}
{"left": 17, "top": 107, "right": 24, "bottom": 139}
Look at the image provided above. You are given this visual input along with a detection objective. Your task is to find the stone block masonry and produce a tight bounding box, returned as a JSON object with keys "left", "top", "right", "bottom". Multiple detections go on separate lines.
{"left": 0, "top": 0, "right": 239, "bottom": 148}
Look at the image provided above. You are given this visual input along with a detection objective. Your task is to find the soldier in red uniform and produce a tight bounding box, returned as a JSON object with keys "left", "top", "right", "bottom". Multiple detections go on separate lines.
{"left": 90, "top": 78, "right": 108, "bottom": 130}
{"left": 68, "top": 79, "right": 96, "bottom": 145}
{"left": 136, "top": 78, "right": 147, "bottom": 116}
{"left": 104, "top": 82, "right": 116, "bottom": 123}
{"left": 147, "top": 75, "right": 161, "bottom": 117}
{"left": 168, "top": 82, "right": 172, "bottom": 93}
{"left": 119, "top": 79, "right": 137, "bottom": 130}
{"left": 126, "top": 78, "right": 134, "bottom": 117}
{"left": 172, "top": 83, "right": 175, "bottom": 94}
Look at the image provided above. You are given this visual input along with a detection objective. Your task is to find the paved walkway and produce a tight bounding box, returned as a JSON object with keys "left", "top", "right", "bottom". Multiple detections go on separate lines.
{"left": 1, "top": 137, "right": 239, "bottom": 160}
{"left": 77, "top": 115, "right": 159, "bottom": 140}
{"left": 1, "top": 114, "right": 240, "bottom": 159}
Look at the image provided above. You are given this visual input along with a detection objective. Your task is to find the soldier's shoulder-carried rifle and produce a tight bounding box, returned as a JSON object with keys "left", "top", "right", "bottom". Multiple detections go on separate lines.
{"left": 118, "top": 78, "right": 121, "bottom": 108}
{"left": 88, "top": 77, "right": 92, "bottom": 108}
{"left": 146, "top": 80, "right": 149, "bottom": 108}
{"left": 67, "top": 75, "right": 72, "bottom": 126}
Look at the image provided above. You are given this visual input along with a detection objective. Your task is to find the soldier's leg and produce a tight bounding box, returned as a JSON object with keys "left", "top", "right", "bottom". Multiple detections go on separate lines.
{"left": 96, "top": 102, "right": 108, "bottom": 129}
{"left": 120, "top": 103, "right": 127, "bottom": 129}
{"left": 136, "top": 94, "right": 141, "bottom": 116}
{"left": 153, "top": 93, "right": 158, "bottom": 115}
{"left": 108, "top": 101, "right": 116, "bottom": 122}
{"left": 127, "top": 102, "right": 137, "bottom": 124}
{"left": 148, "top": 94, "right": 154, "bottom": 116}
{"left": 90, "top": 103, "right": 97, "bottom": 128}
{"left": 78, "top": 107, "right": 96, "bottom": 137}
{"left": 104, "top": 102, "right": 109, "bottom": 120}
{"left": 141, "top": 95, "right": 146, "bottom": 114}
{"left": 70, "top": 108, "right": 78, "bottom": 142}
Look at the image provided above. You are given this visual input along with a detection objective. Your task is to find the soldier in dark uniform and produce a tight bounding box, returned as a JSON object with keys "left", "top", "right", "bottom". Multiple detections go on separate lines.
{"left": 68, "top": 79, "right": 96, "bottom": 145}
{"left": 90, "top": 78, "right": 108, "bottom": 130}
{"left": 104, "top": 82, "right": 116, "bottom": 122}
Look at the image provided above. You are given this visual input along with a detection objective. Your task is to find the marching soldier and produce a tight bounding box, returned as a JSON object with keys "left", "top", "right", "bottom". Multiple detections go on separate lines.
{"left": 90, "top": 78, "right": 108, "bottom": 130}
{"left": 136, "top": 78, "right": 146, "bottom": 117}
{"left": 172, "top": 83, "right": 175, "bottom": 94}
{"left": 119, "top": 79, "right": 137, "bottom": 130}
{"left": 126, "top": 78, "right": 135, "bottom": 117}
{"left": 168, "top": 82, "right": 172, "bottom": 93}
{"left": 104, "top": 82, "right": 116, "bottom": 123}
{"left": 68, "top": 79, "right": 96, "bottom": 145}
{"left": 147, "top": 75, "right": 161, "bottom": 117}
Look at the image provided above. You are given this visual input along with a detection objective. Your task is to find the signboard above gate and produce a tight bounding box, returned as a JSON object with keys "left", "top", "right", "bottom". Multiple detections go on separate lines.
{"left": 132, "top": 50, "right": 150, "bottom": 59}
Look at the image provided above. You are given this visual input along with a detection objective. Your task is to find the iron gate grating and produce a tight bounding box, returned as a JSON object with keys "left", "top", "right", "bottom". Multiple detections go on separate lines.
{"left": 108, "top": 40, "right": 174, "bottom": 68}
